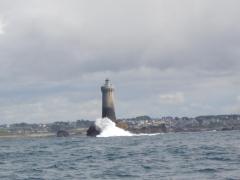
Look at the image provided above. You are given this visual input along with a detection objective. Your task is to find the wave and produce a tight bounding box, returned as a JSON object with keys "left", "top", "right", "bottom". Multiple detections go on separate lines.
{"left": 94, "top": 118, "right": 162, "bottom": 137}
{"left": 95, "top": 118, "right": 132, "bottom": 137}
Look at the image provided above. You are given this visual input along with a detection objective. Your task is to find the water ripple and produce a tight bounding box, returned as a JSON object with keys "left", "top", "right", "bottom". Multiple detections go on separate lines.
{"left": 0, "top": 131, "right": 240, "bottom": 179}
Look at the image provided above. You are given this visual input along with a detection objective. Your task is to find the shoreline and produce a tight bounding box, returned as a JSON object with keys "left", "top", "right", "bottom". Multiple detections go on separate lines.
{"left": 0, "top": 128, "right": 238, "bottom": 139}
{"left": 0, "top": 133, "right": 55, "bottom": 139}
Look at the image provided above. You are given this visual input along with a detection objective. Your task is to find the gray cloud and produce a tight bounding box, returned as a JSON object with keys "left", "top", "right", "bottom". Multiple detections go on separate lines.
{"left": 0, "top": 19, "right": 4, "bottom": 34}
{"left": 0, "top": 0, "right": 240, "bottom": 123}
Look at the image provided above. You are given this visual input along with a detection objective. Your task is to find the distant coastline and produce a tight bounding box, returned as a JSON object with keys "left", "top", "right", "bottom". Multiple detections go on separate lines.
{"left": 1, "top": 114, "right": 240, "bottom": 138}
{"left": 0, "top": 133, "right": 55, "bottom": 138}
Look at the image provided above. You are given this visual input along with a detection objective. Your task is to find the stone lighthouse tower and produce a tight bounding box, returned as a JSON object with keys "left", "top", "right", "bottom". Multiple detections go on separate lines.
{"left": 87, "top": 78, "right": 128, "bottom": 136}
{"left": 101, "top": 79, "right": 116, "bottom": 121}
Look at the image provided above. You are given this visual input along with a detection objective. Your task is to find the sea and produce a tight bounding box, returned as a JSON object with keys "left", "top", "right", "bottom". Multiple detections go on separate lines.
{"left": 0, "top": 121, "right": 240, "bottom": 179}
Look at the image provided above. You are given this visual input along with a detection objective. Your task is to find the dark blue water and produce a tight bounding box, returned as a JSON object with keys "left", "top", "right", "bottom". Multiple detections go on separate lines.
{"left": 0, "top": 131, "right": 240, "bottom": 180}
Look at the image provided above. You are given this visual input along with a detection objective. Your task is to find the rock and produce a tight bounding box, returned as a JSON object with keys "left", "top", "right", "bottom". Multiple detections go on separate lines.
{"left": 221, "top": 127, "right": 234, "bottom": 131}
{"left": 86, "top": 120, "right": 128, "bottom": 137}
{"left": 87, "top": 123, "right": 101, "bottom": 137}
{"left": 130, "top": 123, "right": 167, "bottom": 134}
{"left": 115, "top": 121, "right": 128, "bottom": 130}
{"left": 57, "top": 130, "right": 69, "bottom": 137}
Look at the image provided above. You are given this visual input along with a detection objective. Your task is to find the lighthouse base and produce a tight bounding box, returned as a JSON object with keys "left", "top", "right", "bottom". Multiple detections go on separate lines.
{"left": 87, "top": 123, "right": 101, "bottom": 136}
{"left": 86, "top": 119, "right": 129, "bottom": 137}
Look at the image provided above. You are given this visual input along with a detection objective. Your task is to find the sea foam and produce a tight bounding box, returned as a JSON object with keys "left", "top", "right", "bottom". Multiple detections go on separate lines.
{"left": 95, "top": 118, "right": 132, "bottom": 137}
{"left": 94, "top": 118, "right": 162, "bottom": 137}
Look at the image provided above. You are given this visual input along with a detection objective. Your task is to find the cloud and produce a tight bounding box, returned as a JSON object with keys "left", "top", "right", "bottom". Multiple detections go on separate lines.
{"left": 0, "top": 95, "right": 101, "bottom": 124}
{"left": 158, "top": 92, "right": 185, "bottom": 105}
{"left": 225, "top": 103, "right": 240, "bottom": 114}
{"left": 0, "top": 0, "right": 239, "bottom": 123}
{"left": 0, "top": 0, "right": 239, "bottom": 83}
{"left": 237, "top": 96, "right": 240, "bottom": 101}
{"left": 0, "top": 18, "right": 5, "bottom": 34}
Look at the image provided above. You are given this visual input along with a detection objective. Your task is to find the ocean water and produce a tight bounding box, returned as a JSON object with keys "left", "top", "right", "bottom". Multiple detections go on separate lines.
{"left": 0, "top": 130, "right": 240, "bottom": 180}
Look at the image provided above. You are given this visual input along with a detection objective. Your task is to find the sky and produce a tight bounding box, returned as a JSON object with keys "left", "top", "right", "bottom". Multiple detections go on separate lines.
{"left": 0, "top": 0, "right": 240, "bottom": 124}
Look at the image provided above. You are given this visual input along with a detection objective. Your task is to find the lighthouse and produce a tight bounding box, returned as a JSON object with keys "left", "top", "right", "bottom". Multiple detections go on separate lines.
{"left": 87, "top": 78, "right": 128, "bottom": 136}
{"left": 101, "top": 79, "right": 116, "bottom": 121}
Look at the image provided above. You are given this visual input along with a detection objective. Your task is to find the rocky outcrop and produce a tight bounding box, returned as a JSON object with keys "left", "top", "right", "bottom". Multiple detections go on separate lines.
{"left": 86, "top": 120, "right": 129, "bottom": 137}
{"left": 87, "top": 123, "right": 101, "bottom": 137}
{"left": 115, "top": 121, "right": 128, "bottom": 130}
{"left": 130, "top": 124, "right": 167, "bottom": 134}
{"left": 57, "top": 130, "right": 69, "bottom": 137}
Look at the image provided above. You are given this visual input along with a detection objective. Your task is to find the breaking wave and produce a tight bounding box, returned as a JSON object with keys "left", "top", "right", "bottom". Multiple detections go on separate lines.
{"left": 94, "top": 118, "right": 162, "bottom": 137}
{"left": 95, "top": 118, "right": 132, "bottom": 137}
